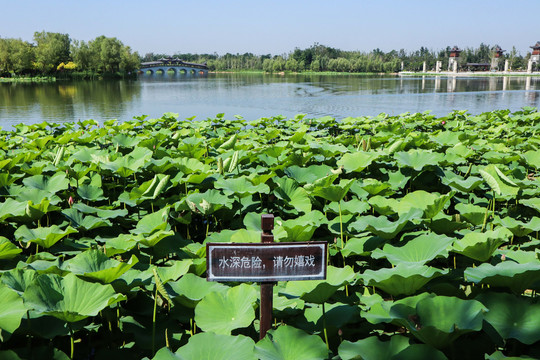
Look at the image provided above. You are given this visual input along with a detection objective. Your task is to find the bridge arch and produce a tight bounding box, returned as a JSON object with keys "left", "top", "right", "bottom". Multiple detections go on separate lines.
{"left": 139, "top": 58, "right": 209, "bottom": 77}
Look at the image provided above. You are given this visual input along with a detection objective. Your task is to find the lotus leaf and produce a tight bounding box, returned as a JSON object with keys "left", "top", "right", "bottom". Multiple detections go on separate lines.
{"left": 22, "top": 172, "right": 69, "bottom": 194}
{"left": 62, "top": 208, "right": 111, "bottom": 231}
{"left": 284, "top": 164, "right": 332, "bottom": 185}
{"left": 255, "top": 325, "right": 328, "bottom": 360}
{"left": 215, "top": 177, "right": 270, "bottom": 197}
{"left": 337, "top": 151, "right": 382, "bottom": 173}
{"left": 77, "top": 184, "right": 106, "bottom": 201}
{"left": 395, "top": 190, "right": 454, "bottom": 219}
{"left": 132, "top": 206, "right": 170, "bottom": 235}
{"left": 172, "top": 333, "right": 255, "bottom": 360}
{"left": 358, "top": 178, "right": 393, "bottom": 196}
{"left": 0, "top": 198, "right": 27, "bottom": 221}
{"left": 522, "top": 150, "right": 540, "bottom": 169}
{"left": 63, "top": 249, "right": 138, "bottom": 283}
{"left": 338, "top": 335, "right": 409, "bottom": 360}
{"left": 324, "top": 198, "right": 370, "bottom": 216}
{"left": 349, "top": 208, "right": 422, "bottom": 239}
{"left": 195, "top": 283, "right": 257, "bottom": 334}
{"left": 72, "top": 203, "right": 128, "bottom": 220}
{"left": 153, "top": 260, "right": 192, "bottom": 283}
{"left": 341, "top": 235, "right": 387, "bottom": 257}
{"left": 283, "top": 265, "right": 355, "bottom": 303}
{"left": 183, "top": 189, "right": 233, "bottom": 215}
{"left": 0, "top": 284, "right": 27, "bottom": 342}
{"left": 464, "top": 261, "right": 540, "bottom": 293}
{"left": 23, "top": 273, "right": 125, "bottom": 322}
{"left": 455, "top": 202, "right": 487, "bottom": 226}
{"left": 409, "top": 296, "right": 487, "bottom": 349}
{"left": 279, "top": 211, "right": 325, "bottom": 242}
{"left": 272, "top": 176, "right": 312, "bottom": 214}
{"left": 477, "top": 292, "right": 540, "bottom": 345}
{"left": 452, "top": 227, "right": 512, "bottom": 262}
{"left": 521, "top": 198, "right": 540, "bottom": 214}
{"left": 441, "top": 171, "right": 483, "bottom": 193}
{"left": 308, "top": 178, "right": 354, "bottom": 203}
{"left": 14, "top": 225, "right": 77, "bottom": 248}
{"left": 394, "top": 149, "right": 444, "bottom": 171}
{"left": 0, "top": 237, "right": 22, "bottom": 260}
{"left": 1, "top": 268, "right": 38, "bottom": 295}
{"left": 479, "top": 164, "right": 519, "bottom": 197}
{"left": 371, "top": 232, "right": 453, "bottom": 265}
{"left": 304, "top": 302, "right": 359, "bottom": 329}
{"left": 493, "top": 216, "right": 540, "bottom": 237}
{"left": 166, "top": 273, "right": 228, "bottom": 308}
{"left": 362, "top": 263, "right": 447, "bottom": 296}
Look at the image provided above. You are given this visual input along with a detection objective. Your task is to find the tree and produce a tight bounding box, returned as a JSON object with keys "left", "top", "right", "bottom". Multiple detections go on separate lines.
{"left": 33, "top": 31, "right": 70, "bottom": 73}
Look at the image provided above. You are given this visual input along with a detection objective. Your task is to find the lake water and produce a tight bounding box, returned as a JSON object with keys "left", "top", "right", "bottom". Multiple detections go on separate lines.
{"left": 1, "top": 73, "right": 540, "bottom": 127}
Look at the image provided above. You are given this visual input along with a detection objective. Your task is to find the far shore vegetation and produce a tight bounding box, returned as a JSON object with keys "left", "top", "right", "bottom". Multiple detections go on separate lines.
{"left": 1, "top": 31, "right": 539, "bottom": 80}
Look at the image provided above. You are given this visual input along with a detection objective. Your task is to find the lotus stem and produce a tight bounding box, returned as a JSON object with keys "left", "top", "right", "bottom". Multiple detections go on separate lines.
{"left": 68, "top": 323, "right": 74, "bottom": 359}
{"left": 338, "top": 201, "right": 344, "bottom": 250}
{"left": 322, "top": 303, "right": 329, "bottom": 350}
{"left": 152, "top": 286, "right": 158, "bottom": 356}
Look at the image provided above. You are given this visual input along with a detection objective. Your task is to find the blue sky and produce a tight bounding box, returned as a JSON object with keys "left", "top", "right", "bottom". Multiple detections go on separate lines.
{"left": 1, "top": 0, "right": 538, "bottom": 56}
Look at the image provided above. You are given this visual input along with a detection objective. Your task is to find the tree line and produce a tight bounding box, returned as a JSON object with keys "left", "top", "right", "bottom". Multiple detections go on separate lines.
{"left": 0, "top": 31, "right": 139, "bottom": 78}
{"left": 0, "top": 31, "right": 534, "bottom": 77}
{"left": 145, "top": 42, "right": 531, "bottom": 73}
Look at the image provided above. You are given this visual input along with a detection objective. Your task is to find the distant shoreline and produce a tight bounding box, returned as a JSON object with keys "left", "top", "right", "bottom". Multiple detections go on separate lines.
{"left": 399, "top": 71, "right": 540, "bottom": 77}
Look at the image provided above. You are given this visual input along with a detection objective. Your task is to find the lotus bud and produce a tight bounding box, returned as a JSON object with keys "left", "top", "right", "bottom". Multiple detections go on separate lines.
{"left": 441, "top": 121, "right": 446, "bottom": 125}
{"left": 501, "top": 254, "right": 506, "bottom": 261}
{"left": 68, "top": 196, "right": 74, "bottom": 206}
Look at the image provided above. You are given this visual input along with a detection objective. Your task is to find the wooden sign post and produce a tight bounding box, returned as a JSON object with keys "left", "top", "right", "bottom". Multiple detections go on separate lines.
{"left": 206, "top": 214, "right": 327, "bottom": 339}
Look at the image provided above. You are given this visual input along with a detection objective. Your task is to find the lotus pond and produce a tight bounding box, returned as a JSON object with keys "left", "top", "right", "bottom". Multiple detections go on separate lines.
{"left": 0, "top": 109, "right": 539, "bottom": 359}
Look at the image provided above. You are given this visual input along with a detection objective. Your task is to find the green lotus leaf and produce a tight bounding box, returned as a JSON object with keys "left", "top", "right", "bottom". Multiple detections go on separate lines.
{"left": 15, "top": 188, "right": 61, "bottom": 206}
{"left": 522, "top": 150, "right": 540, "bottom": 169}
{"left": 464, "top": 261, "right": 540, "bottom": 293}
{"left": 279, "top": 211, "right": 326, "bottom": 242}
{"left": 100, "top": 147, "right": 152, "bottom": 177}
{"left": 77, "top": 184, "right": 106, "bottom": 201}
{"left": 368, "top": 196, "right": 400, "bottom": 216}
{"left": 230, "top": 229, "right": 261, "bottom": 243}
{"left": 62, "top": 208, "right": 111, "bottom": 231}
{"left": 408, "top": 296, "right": 487, "bottom": 349}
{"left": 396, "top": 190, "right": 454, "bottom": 219}
{"left": 1, "top": 268, "right": 38, "bottom": 295}
{"left": 477, "top": 292, "right": 540, "bottom": 345}
{"left": 479, "top": 164, "right": 519, "bottom": 197}
{"left": 255, "top": 325, "right": 327, "bottom": 360}
{"left": 394, "top": 149, "right": 444, "bottom": 171}
{"left": 63, "top": 249, "right": 138, "bottom": 283}
{"left": 22, "top": 172, "right": 69, "bottom": 194}
{"left": 358, "top": 178, "right": 393, "bottom": 196}
{"left": 337, "top": 151, "right": 382, "bottom": 173}
{"left": 362, "top": 263, "right": 447, "bottom": 296}
{"left": 521, "top": 198, "right": 540, "bottom": 214}
{"left": 0, "top": 198, "right": 27, "bottom": 221}
{"left": 173, "top": 333, "right": 256, "bottom": 360}
{"left": 441, "top": 171, "right": 483, "bottom": 193}
{"left": 23, "top": 273, "right": 126, "bottom": 322}
{"left": 129, "top": 174, "right": 171, "bottom": 202}
{"left": 308, "top": 178, "right": 354, "bottom": 203}
{"left": 172, "top": 156, "right": 211, "bottom": 175}
{"left": 14, "top": 225, "right": 77, "bottom": 248}
{"left": 272, "top": 176, "right": 312, "bottom": 214}
{"left": 485, "top": 350, "right": 536, "bottom": 360}
{"left": 493, "top": 249, "right": 539, "bottom": 264}
{"left": 361, "top": 292, "right": 434, "bottom": 325}
{"left": 493, "top": 216, "right": 540, "bottom": 237}
{"left": 72, "top": 203, "right": 128, "bottom": 220}
{"left": 153, "top": 260, "right": 193, "bottom": 283}
{"left": 195, "top": 283, "right": 258, "bottom": 334}
{"left": 325, "top": 198, "right": 370, "bottom": 216}
{"left": 284, "top": 164, "right": 332, "bottom": 185}
{"left": 0, "top": 284, "right": 27, "bottom": 342}
{"left": 215, "top": 177, "right": 270, "bottom": 197}
{"left": 283, "top": 265, "right": 355, "bottom": 304}
{"left": 341, "top": 235, "right": 387, "bottom": 257}
{"left": 338, "top": 335, "right": 409, "bottom": 360}
{"left": 452, "top": 227, "right": 512, "bottom": 262}
{"left": 455, "top": 202, "right": 487, "bottom": 226}
{"left": 0, "top": 237, "right": 22, "bottom": 260}
{"left": 132, "top": 206, "right": 170, "bottom": 235}
{"left": 390, "top": 344, "right": 448, "bottom": 360}
{"left": 183, "top": 189, "right": 234, "bottom": 215}
{"left": 426, "top": 212, "right": 469, "bottom": 234}
{"left": 166, "top": 273, "right": 228, "bottom": 308}
{"left": 371, "top": 232, "right": 454, "bottom": 265}
{"left": 304, "top": 302, "right": 359, "bottom": 329}
{"left": 112, "top": 133, "right": 140, "bottom": 148}
{"left": 349, "top": 208, "right": 422, "bottom": 239}
{"left": 433, "top": 130, "right": 462, "bottom": 146}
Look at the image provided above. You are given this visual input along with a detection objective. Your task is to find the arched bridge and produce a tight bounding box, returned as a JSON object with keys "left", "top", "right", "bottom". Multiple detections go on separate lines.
{"left": 139, "top": 58, "right": 209, "bottom": 75}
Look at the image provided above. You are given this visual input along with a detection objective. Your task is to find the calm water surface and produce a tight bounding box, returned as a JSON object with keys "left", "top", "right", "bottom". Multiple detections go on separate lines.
{"left": 1, "top": 73, "right": 540, "bottom": 127}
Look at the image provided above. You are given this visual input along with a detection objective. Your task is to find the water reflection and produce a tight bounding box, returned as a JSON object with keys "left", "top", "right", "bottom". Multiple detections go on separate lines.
{"left": 1, "top": 74, "right": 540, "bottom": 127}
